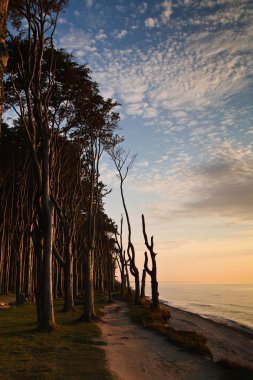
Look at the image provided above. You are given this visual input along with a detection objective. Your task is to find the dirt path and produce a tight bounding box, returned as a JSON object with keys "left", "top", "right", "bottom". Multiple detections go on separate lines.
{"left": 99, "top": 301, "right": 223, "bottom": 380}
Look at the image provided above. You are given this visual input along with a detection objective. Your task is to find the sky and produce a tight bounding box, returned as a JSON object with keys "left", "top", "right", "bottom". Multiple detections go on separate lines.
{"left": 55, "top": 0, "right": 253, "bottom": 283}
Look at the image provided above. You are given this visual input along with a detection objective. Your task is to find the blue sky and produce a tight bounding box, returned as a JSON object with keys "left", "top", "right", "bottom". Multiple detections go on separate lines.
{"left": 55, "top": 0, "right": 253, "bottom": 283}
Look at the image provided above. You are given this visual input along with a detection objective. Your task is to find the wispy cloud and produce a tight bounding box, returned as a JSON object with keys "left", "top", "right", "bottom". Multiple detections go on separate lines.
{"left": 139, "top": 144, "right": 253, "bottom": 222}
{"left": 57, "top": 0, "right": 253, "bottom": 227}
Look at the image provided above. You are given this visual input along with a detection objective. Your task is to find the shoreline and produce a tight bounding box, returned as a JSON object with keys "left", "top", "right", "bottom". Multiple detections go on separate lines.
{"left": 100, "top": 300, "right": 253, "bottom": 380}
{"left": 159, "top": 300, "right": 253, "bottom": 370}
{"left": 99, "top": 301, "right": 224, "bottom": 380}
{"left": 161, "top": 300, "right": 253, "bottom": 340}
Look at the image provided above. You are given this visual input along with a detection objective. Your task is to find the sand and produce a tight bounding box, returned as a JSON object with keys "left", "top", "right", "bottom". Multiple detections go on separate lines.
{"left": 98, "top": 301, "right": 253, "bottom": 380}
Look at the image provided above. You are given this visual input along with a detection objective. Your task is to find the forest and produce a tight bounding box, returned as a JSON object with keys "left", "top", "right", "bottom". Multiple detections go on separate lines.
{"left": 0, "top": 0, "right": 159, "bottom": 332}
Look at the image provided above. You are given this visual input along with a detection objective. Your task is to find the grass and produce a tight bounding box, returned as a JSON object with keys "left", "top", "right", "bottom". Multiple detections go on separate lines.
{"left": 0, "top": 295, "right": 112, "bottom": 380}
{"left": 128, "top": 297, "right": 213, "bottom": 359}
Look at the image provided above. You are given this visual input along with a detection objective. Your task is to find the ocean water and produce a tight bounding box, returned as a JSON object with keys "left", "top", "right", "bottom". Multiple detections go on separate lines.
{"left": 148, "top": 283, "right": 253, "bottom": 331}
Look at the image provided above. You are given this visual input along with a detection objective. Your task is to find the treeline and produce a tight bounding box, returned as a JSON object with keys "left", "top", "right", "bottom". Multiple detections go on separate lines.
{"left": 0, "top": 120, "right": 118, "bottom": 308}
{"left": 0, "top": 0, "right": 122, "bottom": 331}
{"left": 0, "top": 0, "right": 160, "bottom": 332}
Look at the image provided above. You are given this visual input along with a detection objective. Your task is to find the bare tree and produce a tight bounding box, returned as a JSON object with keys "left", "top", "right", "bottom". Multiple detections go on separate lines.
{"left": 115, "top": 215, "right": 127, "bottom": 296}
{"left": 140, "top": 253, "right": 148, "bottom": 299}
{"left": 109, "top": 147, "right": 140, "bottom": 304}
{"left": 142, "top": 214, "right": 160, "bottom": 310}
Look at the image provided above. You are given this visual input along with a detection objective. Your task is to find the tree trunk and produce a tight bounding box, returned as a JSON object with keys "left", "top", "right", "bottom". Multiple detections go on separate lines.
{"left": 141, "top": 250, "right": 148, "bottom": 299}
{"left": 63, "top": 243, "right": 74, "bottom": 311}
{"left": 73, "top": 255, "right": 78, "bottom": 299}
{"left": 81, "top": 248, "right": 96, "bottom": 321}
{"left": 15, "top": 234, "right": 24, "bottom": 304}
{"left": 107, "top": 253, "right": 112, "bottom": 303}
{"left": 24, "top": 231, "right": 33, "bottom": 300}
{"left": 142, "top": 215, "right": 160, "bottom": 310}
{"left": 125, "top": 264, "right": 131, "bottom": 295}
{"left": 34, "top": 234, "right": 43, "bottom": 324}
{"left": 140, "top": 268, "right": 146, "bottom": 299}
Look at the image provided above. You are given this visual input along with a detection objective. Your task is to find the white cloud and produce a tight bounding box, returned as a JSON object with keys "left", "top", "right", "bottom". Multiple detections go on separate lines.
{"left": 145, "top": 17, "right": 158, "bottom": 28}
{"left": 114, "top": 30, "right": 128, "bottom": 39}
{"left": 127, "top": 104, "right": 143, "bottom": 116}
{"left": 143, "top": 106, "right": 158, "bottom": 118}
{"left": 58, "top": 17, "right": 69, "bottom": 24}
{"left": 96, "top": 32, "right": 107, "bottom": 41}
{"left": 58, "top": 28, "right": 97, "bottom": 56}
{"left": 145, "top": 1, "right": 173, "bottom": 28}
{"left": 161, "top": 1, "right": 173, "bottom": 23}
{"left": 86, "top": 0, "right": 93, "bottom": 8}
{"left": 136, "top": 160, "right": 149, "bottom": 167}
{"left": 58, "top": 1, "right": 253, "bottom": 121}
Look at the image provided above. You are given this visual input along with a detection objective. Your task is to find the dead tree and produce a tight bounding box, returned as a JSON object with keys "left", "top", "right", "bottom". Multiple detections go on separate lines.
{"left": 109, "top": 147, "right": 140, "bottom": 304}
{"left": 115, "top": 215, "right": 127, "bottom": 296}
{"left": 142, "top": 214, "right": 160, "bottom": 310}
{"left": 140, "top": 253, "right": 148, "bottom": 299}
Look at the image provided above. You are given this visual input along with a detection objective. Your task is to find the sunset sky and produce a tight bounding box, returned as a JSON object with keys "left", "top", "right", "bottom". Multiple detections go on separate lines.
{"left": 55, "top": 0, "right": 253, "bottom": 283}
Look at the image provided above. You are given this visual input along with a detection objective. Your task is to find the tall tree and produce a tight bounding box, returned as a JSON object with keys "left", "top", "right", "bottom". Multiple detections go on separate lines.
{"left": 0, "top": 0, "right": 9, "bottom": 131}
{"left": 109, "top": 147, "right": 140, "bottom": 304}
{"left": 6, "top": 0, "right": 68, "bottom": 330}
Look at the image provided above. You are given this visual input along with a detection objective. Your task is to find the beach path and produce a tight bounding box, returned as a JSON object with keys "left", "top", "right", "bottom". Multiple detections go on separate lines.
{"left": 98, "top": 301, "right": 222, "bottom": 380}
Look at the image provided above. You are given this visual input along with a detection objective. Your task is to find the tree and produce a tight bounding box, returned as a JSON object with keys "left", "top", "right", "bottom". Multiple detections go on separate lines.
{"left": 109, "top": 147, "right": 140, "bottom": 304}
{"left": 64, "top": 69, "right": 120, "bottom": 320}
{"left": 0, "top": 0, "right": 9, "bottom": 131}
{"left": 6, "top": 0, "right": 68, "bottom": 330}
{"left": 0, "top": 122, "right": 35, "bottom": 301}
{"left": 114, "top": 215, "right": 126, "bottom": 296}
{"left": 142, "top": 214, "right": 160, "bottom": 310}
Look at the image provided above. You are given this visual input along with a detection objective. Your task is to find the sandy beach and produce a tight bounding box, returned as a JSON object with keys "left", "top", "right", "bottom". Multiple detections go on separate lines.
{"left": 99, "top": 300, "right": 253, "bottom": 380}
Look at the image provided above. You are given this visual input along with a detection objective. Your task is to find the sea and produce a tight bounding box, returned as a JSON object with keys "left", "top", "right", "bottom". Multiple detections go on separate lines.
{"left": 147, "top": 283, "right": 253, "bottom": 331}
